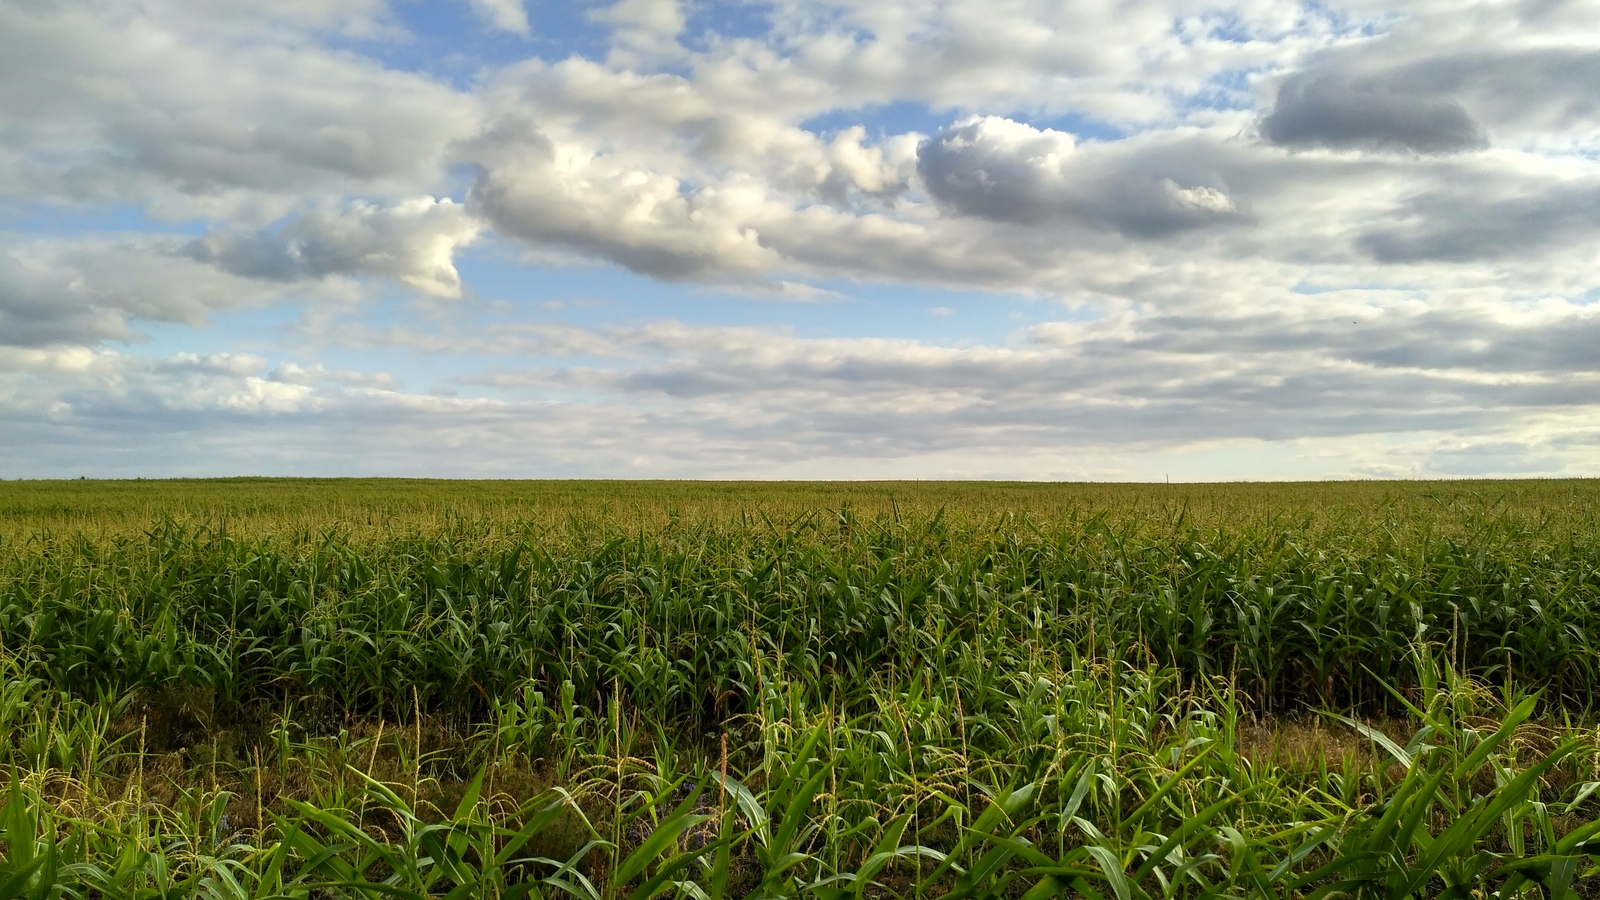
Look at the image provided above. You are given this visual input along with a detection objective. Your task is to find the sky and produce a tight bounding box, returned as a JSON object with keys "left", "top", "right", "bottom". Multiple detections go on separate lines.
{"left": 2, "top": 0, "right": 1598, "bottom": 481}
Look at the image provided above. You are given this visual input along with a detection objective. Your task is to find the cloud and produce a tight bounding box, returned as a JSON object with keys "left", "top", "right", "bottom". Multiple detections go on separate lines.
{"left": 738, "top": 0, "right": 1352, "bottom": 125}
{"left": 466, "top": 115, "right": 784, "bottom": 280}
{"left": 1356, "top": 181, "right": 1600, "bottom": 264}
{"left": 0, "top": 235, "right": 359, "bottom": 348}
{"left": 1260, "top": 74, "right": 1488, "bottom": 154}
{"left": 443, "top": 292, "right": 1600, "bottom": 454}
{"left": 3, "top": 0, "right": 1600, "bottom": 479}
{"left": 1426, "top": 48, "right": 1600, "bottom": 139}
{"left": 593, "top": 0, "right": 685, "bottom": 63}
{"left": 593, "top": 0, "right": 685, "bottom": 36}
{"left": 10, "top": 292, "right": 1598, "bottom": 478}
{"left": 267, "top": 361, "right": 397, "bottom": 389}
{"left": 453, "top": 2, "right": 1600, "bottom": 288}
{"left": 0, "top": 348, "right": 317, "bottom": 427}
{"left": 467, "top": 0, "right": 531, "bottom": 35}
{"left": 0, "top": 0, "right": 478, "bottom": 217}
{"left": 185, "top": 198, "right": 482, "bottom": 296}
{"left": 917, "top": 116, "right": 1245, "bottom": 237}
{"left": 1257, "top": 8, "right": 1600, "bottom": 153}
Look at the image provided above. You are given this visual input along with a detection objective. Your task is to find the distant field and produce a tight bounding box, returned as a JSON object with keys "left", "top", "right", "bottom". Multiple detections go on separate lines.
{"left": 2, "top": 478, "right": 1598, "bottom": 898}
{"left": 5, "top": 476, "right": 1598, "bottom": 535}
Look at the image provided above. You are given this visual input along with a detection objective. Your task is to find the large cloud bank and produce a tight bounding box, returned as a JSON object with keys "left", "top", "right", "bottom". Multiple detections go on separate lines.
{"left": 2, "top": 0, "right": 1597, "bottom": 479}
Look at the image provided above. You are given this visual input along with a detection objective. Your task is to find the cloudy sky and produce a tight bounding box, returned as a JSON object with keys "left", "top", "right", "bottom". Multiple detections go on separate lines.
{"left": 2, "top": 0, "right": 1597, "bottom": 479}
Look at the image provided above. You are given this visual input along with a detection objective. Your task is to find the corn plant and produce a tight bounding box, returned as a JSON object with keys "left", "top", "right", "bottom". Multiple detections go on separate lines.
{"left": 2, "top": 479, "right": 1599, "bottom": 899}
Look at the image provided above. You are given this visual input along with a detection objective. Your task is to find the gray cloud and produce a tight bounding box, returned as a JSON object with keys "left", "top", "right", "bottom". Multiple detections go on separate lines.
{"left": 184, "top": 199, "right": 480, "bottom": 296}
{"left": 5, "top": 291, "right": 1600, "bottom": 479}
{"left": 3, "top": 0, "right": 1600, "bottom": 480}
{"left": 0, "top": 235, "right": 358, "bottom": 348}
{"left": 917, "top": 117, "right": 1245, "bottom": 237}
{"left": 1374, "top": 49, "right": 1600, "bottom": 129}
{"left": 0, "top": 1, "right": 477, "bottom": 215}
{"left": 1097, "top": 305, "right": 1600, "bottom": 378}
{"left": 1356, "top": 183, "right": 1600, "bottom": 263}
{"left": 0, "top": 242, "right": 196, "bottom": 347}
{"left": 1260, "top": 20, "right": 1600, "bottom": 153}
{"left": 1260, "top": 74, "right": 1488, "bottom": 154}
{"left": 455, "top": 300, "right": 1600, "bottom": 452}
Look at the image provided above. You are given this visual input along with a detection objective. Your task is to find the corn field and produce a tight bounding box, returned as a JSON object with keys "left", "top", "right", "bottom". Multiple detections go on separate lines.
{"left": 1, "top": 478, "right": 1598, "bottom": 898}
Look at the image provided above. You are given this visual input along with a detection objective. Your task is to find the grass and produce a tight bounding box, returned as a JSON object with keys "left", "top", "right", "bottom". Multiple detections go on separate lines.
{"left": 1, "top": 478, "right": 1598, "bottom": 898}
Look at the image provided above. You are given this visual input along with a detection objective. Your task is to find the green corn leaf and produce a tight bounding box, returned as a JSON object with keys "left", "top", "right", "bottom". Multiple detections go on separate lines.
{"left": 625, "top": 835, "right": 723, "bottom": 900}
{"left": 1123, "top": 743, "right": 1215, "bottom": 830}
{"left": 0, "top": 856, "right": 49, "bottom": 900}
{"left": 766, "top": 763, "right": 830, "bottom": 861}
{"left": 1326, "top": 713, "right": 1412, "bottom": 769}
{"left": 1082, "top": 844, "right": 1135, "bottom": 900}
{"left": 767, "top": 725, "right": 827, "bottom": 812}
{"left": 309, "top": 881, "right": 430, "bottom": 900}
{"left": 1397, "top": 742, "right": 1576, "bottom": 898}
{"left": 709, "top": 773, "right": 766, "bottom": 843}
{"left": 615, "top": 809, "right": 712, "bottom": 887}
{"left": 1131, "top": 794, "right": 1237, "bottom": 883}
{"left": 846, "top": 812, "right": 909, "bottom": 894}
{"left": 1021, "top": 871, "right": 1104, "bottom": 900}
{"left": 1453, "top": 693, "right": 1538, "bottom": 781}
{"left": 450, "top": 766, "right": 487, "bottom": 822}
{"left": 495, "top": 793, "right": 579, "bottom": 867}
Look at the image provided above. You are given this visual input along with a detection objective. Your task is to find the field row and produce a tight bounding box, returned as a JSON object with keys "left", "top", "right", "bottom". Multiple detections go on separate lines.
{"left": 3, "top": 480, "right": 1599, "bottom": 897}
{"left": 4, "top": 509, "right": 1598, "bottom": 722}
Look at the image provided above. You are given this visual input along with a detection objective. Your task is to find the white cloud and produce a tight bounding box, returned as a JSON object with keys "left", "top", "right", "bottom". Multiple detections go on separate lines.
{"left": 268, "top": 361, "right": 397, "bottom": 389}
{"left": 5, "top": 296, "right": 1598, "bottom": 478}
{"left": 0, "top": 0, "right": 479, "bottom": 218}
{"left": 594, "top": 0, "right": 685, "bottom": 36}
{"left": 468, "top": 0, "right": 531, "bottom": 35}
{"left": 467, "top": 113, "right": 786, "bottom": 279}
{"left": 593, "top": 0, "right": 686, "bottom": 64}
{"left": 462, "top": 52, "right": 1600, "bottom": 296}
{"left": 742, "top": 0, "right": 1356, "bottom": 124}
{"left": 3, "top": 0, "right": 1600, "bottom": 477}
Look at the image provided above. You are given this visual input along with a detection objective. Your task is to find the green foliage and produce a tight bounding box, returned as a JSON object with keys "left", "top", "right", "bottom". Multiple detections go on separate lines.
{"left": 1, "top": 479, "right": 1598, "bottom": 898}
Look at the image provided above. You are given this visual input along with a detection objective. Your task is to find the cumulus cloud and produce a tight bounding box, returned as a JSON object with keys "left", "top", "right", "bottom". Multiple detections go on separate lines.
{"left": 466, "top": 115, "right": 784, "bottom": 280}
{"left": 455, "top": 1, "right": 1600, "bottom": 286}
{"left": 0, "top": 235, "right": 359, "bottom": 348}
{"left": 3, "top": 0, "right": 1600, "bottom": 478}
{"left": 593, "top": 0, "right": 686, "bottom": 63}
{"left": 917, "top": 116, "right": 1244, "bottom": 237}
{"left": 1259, "top": 12, "right": 1600, "bottom": 153}
{"left": 0, "top": 348, "right": 317, "bottom": 428}
{"left": 185, "top": 198, "right": 482, "bottom": 296}
{"left": 1260, "top": 75, "right": 1489, "bottom": 154}
{"left": 0, "top": 0, "right": 478, "bottom": 217}
{"left": 461, "top": 58, "right": 929, "bottom": 281}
